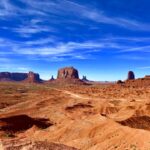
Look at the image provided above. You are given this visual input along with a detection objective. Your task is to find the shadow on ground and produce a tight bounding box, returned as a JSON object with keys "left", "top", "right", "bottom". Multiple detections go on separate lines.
{"left": 117, "top": 116, "right": 150, "bottom": 131}
{"left": 0, "top": 114, "right": 52, "bottom": 133}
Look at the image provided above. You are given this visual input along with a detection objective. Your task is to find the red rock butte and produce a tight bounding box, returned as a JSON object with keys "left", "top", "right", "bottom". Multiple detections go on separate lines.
{"left": 57, "top": 67, "right": 79, "bottom": 79}
{"left": 127, "top": 71, "right": 135, "bottom": 80}
{"left": 0, "top": 71, "right": 42, "bottom": 83}
{"left": 48, "top": 66, "right": 86, "bottom": 85}
{"left": 23, "top": 71, "right": 41, "bottom": 83}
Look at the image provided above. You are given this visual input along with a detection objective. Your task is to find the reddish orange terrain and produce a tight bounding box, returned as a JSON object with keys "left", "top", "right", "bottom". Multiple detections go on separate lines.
{"left": 1, "top": 70, "right": 150, "bottom": 149}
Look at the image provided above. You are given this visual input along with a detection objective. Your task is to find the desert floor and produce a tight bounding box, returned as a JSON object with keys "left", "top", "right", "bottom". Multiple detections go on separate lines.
{"left": 0, "top": 82, "right": 150, "bottom": 150}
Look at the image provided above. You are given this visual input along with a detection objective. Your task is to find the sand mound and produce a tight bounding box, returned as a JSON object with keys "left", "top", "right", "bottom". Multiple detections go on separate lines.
{"left": 100, "top": 106, "right": 119, "bottom": 116}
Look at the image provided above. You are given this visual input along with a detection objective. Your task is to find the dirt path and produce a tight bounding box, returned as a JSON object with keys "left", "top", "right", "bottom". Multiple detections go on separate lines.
{"left": 0, "top": 88, "right": 90, "bottom": 116}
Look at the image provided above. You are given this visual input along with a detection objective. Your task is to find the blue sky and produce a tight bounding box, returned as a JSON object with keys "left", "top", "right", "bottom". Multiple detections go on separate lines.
{"left": 0, "top": 0, "right": 150, "bottom": 81}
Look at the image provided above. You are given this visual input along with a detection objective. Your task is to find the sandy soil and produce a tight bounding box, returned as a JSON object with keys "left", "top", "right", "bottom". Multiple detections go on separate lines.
{"left": 0, "top": 82, "right": 150, "bottom": 150}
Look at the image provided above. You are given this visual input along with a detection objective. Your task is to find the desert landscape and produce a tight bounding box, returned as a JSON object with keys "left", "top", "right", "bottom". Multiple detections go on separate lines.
{"left": 0, "top": 1, "right": 150, "bottom": 149}
{"left": 0, "top": 67, "right": 150, "bottom": 150}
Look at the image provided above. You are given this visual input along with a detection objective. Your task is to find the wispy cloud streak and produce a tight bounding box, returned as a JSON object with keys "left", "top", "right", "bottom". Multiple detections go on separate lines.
{"left": 0, "top": 0, "right": 150, "bottom": 33}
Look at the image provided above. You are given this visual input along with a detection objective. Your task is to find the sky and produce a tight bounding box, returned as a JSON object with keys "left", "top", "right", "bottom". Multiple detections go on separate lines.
{"left": 0, "top": 0, "right": 150, "bottom": 81}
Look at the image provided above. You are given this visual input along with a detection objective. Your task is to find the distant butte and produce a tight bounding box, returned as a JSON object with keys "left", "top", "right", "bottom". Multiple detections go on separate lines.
{"left": 0, "top": 72, "right": 28, "bottom": 82}
{"left": 0, "top": 72, "right": 42, "bottom": 83}
{"left": 0, "top": 69, "right": 150, "bottom": 86}
{"left": 127, "top": 71, "right": 135, "bottom": 80}
{"left": 57, "top": 66, "right": 79, "bottom": 79}
{"left": 23, "top": 71, "right": 42, "bottom": 83}
{"left": 49, "top": 66, "right": 86, "bottom": 85}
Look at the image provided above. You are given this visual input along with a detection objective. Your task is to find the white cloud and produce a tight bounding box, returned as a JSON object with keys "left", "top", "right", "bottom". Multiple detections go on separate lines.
{"left": 116, "top": 55, "right": 146, "bottom": 60}
{"left": 138, "top": 66, "right": 150, "bottom": 69}
{"left": 0, "top": 35, "right": 150, "bottom": 62}
{"left": 0, "top": 64, "right": 30, "bottom": 72}
{"left": 0, "top": 0, "right": 150, "bottom": 32}
{"left": 0, "top": 57, "right": 10, "bottom": 63}
{"left": 0, "top": 36, "right": 148, "bottom": 59}
{"left": 15, "top": 67, "right": 30, "bottom": 72}
{"left": 24, "top": 37, "right": 56, "bottom": 46}
{"left": 119, "top": 45, "right": 150, "bottom": 53}
{"left": 106, "top": 36, "right": 150, "bottom": 42}
{"left": 13, "top": 27, "right": 54, "bottom": 37}
{"left": 0, "top": 37, "right": 56, "bottom": 48}
{"left": 12, "top": 41, "right": 116, "bottom": 56}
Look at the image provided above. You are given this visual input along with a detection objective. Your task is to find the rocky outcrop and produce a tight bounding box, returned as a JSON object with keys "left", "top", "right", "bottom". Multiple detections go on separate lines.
{"left": 0, "top": 72, "right": 12, "bottom": 81}
{"left": 0, "top": 72, "right": 27, "bottom": 81}
{"left": 49, "top": 75, "right": 55, "bottom": 81}
{"left": 114, "top": 75, "right": 150, "bottom": 87}
{"left": 11, "top": 73, "right": 28, "bottom": 81}
{"left": 145, "top": 75, "right": 150, "bottom": 78}
{"left": 57, "top": 67, "right": 79, "bottom": 79}
{"left": 127, "top": 71, "right": 135, "bottom": 80}
{"left": 125, "top": 77, "right": 150, "bottom": 87}
{"left": 0, "top": 72, "right": 42, "bottom": 83}
{"left": 82, "top": 76, "right": 88, "bottom": 81}
{"left": 48, "top": 67, "right": 86, "bottom": 85}
{"left": 1, "top": 140, "right": 78, "bottom": 150}
{"left": 117, "top": 80, "right": 124, "bottom": 84}
{"left": 23, "top": 71, "right": 41, "bottom": 83}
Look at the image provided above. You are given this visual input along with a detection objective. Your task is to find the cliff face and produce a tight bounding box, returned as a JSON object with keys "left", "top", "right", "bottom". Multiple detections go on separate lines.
{"left": 0, "top": 72, "right": 11, "bottom": 81}
{"left": 0, "top": 72, "right": 27, "bottom": 81}
{"left": 23, "top": 71, "right": 41, "bottom": 83}
{"left": 127, "top": 71, "right": 135, "bottom": 80}
{"left": 0, "top": 72, "right": 41, "bottom": 82}
{"left": 11, "top": 73, "right": 28, "bottom": 81}
{"left": 57, "top": 67, "right": 79, "bottom": 79}
{"left": 48, "top": 66, "right": 86, "bottom": 85}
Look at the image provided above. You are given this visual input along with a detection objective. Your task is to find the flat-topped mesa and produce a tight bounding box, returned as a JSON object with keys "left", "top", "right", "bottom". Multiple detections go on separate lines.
{"left": 0, "top": 71, "right": 42, "bottom": 83}
{"left": 57, "top": 67, "right": 79, "bottom": 79}
{"left": 127, "top": 71, "right": 135, "bottom": 80}
{"left": 24, "top": 71, "right": 41, "bottom": 83}
{"left": 11, "top": 73, "right": 28, "bottom": 81}
{"left": 48, "top": 66, "right": 86, "bottom": 85}
{"left": 0, "top": 72, "right": 11, "bottom": 81}
{"left": 0, "top": 72, "right": 28, "bottom": 81}
{"left": 145, "top": 75, "right": 150, "bottom": 79}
